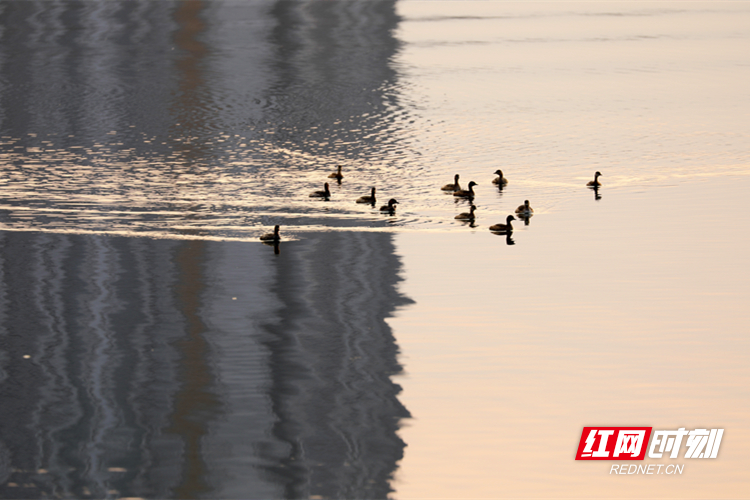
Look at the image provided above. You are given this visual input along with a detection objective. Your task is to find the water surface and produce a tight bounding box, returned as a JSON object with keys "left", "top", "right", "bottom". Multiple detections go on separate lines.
{"left": 0, "top": 0, "right": 749, "bottom": 498}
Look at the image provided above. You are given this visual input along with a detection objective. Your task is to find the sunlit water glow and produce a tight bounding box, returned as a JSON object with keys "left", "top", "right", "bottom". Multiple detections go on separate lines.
{"left": 0, "top": 1, "right": 749, "bottom": 498}
{"left": 2, "top": 2, "right": 746, "bottom": 242}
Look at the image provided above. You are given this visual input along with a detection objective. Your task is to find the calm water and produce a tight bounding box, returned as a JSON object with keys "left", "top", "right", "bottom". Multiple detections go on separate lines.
{"left": 0, "top": 1, "right": 749, "bottom": 498}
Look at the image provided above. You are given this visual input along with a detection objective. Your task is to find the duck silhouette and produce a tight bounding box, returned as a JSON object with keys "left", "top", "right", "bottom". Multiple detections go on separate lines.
{"left": 259, "top": 225, "right": 281, "bottom": 242}
{"left": 455, "top": 204, "right": 477, "bottom": 221}
{"left": 356, "top": 187, "right": 376, "bottom": 205}
{"left": 587, "top": 171, "right": 602, "bottom": 187}
{"left": 453, "top": 181, "right": 477, "bottom": 198}
{"left": 328, "top": 165, "right": 343, "bottom": 180}
{"left": 380, "top": 198, "right": 398, "bottom": 214}
{"left": 442, "top": 174, "right": 461, "bottom": 192}
{"left": 492, "top": 169, "right": 508, "bottom": 186}
{"left": 489, "top": 215, "right": 515, "bottom": 233}
{"left": 515, "top": 200, "right": 533, "bottom": 214}
{"left": 310, "top": 182, "right": 331, "bottom": 199}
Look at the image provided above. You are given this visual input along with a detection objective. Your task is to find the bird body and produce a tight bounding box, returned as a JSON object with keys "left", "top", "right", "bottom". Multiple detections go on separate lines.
{"left": 310, "top": 182, "right": 331, "bottom": 198}
{"left": 492, "top": 169, "right": 508, "bottom": 186}
{"left": 442, "top": 174, "right": 461, "bottom": 192}
{"left": 356, "top": 187, "right": 377, "bottom": 204}
{"left": 455, "top": 205, "right": 477, "bottom": 221}
{"left": 587, "top": 171, "right": 602, "bottom": 187}
{"left": 328, "top": 165, "right": 343, "bottom": 179}
{"left": 380, "top": 198, "right": 399, "bottom": 213}
{"left": 260, "top": 225, "right": 281, "bottom": 242}
{"left": 489, "top": 215, "right": 516, "bottom": 233}
{"left": 515, "top": 200, "right": 533, "bottom": 214}
{"left": 453, "top": 181, "right": 477, "bottom": 198}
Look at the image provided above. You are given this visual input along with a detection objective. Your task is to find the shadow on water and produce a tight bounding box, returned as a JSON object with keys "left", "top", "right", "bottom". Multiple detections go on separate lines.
{"left": 262, "top": 239, "right": 282, "bottom": 255}
{"left": 164, "top": 3, "right": 222, "bottom": 500}
{"left": 0, "top": 0, "right": 413, "bottom": 236}
{"left": 0, "top": 0, "right": 414, "bottom": 498}
{"left": 260, "top": 232, "right": 412, "bottom": 499}
{"left": 0, "top": 230, "right": 413, "bottom": 499}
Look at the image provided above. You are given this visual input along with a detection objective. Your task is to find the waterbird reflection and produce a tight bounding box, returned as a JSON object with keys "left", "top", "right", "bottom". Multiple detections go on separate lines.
{"left": 262, "top": 240, "right": 281, "bottom": 254}
{"left": 489, "top": 228, "right": 516, "bottom": 244}
{"left": 592, "top": 185, "right": 602, "bottom": 201}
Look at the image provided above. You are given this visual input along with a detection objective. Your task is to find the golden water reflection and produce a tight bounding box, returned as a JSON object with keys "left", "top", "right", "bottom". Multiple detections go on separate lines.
{"left": 390, "top": 176, "right": 750, "bottom": 498}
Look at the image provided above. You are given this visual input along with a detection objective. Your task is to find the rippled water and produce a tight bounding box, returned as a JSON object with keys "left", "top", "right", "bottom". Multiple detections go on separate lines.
{"left": 0, "top": 0, "right": 422, "bottom": 239}
{"left": 1, "top": 1, "right": 749, "bottom": 498}
{"left": 3, "top": 1, "right": 745, "bottom": 240}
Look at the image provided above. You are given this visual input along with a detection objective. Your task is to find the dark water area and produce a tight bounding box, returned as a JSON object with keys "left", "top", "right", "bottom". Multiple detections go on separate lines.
{"left": 0, "top": 0, "right": 417, "bottom": 237}
{"left": 0, "top": 1, "right": 415, "bottom": 498}
{"left": 0, "top": 229, "right": 411, "bottom": 499}
{"left": 4, "top": 0, "right": 750, "bottom": 497}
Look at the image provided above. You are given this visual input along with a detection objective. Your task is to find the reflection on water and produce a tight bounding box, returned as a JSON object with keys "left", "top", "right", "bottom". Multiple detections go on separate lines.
{"left": 3, "top": 2, "right": 747, "bottom": 239}
{"left": 0, "top": 1, "right": 413, "bottom": 498}
{"left": 1, "top": 0, "right": 750, "bottom": 497}
{"left": 0, "top": 230, "right": 411, "bottom": 498}
{"left": 390, "top": 178, "right": 750, "bottom": 498}
{"left": 0, "top": 0, "right": 421, "bottom": 239}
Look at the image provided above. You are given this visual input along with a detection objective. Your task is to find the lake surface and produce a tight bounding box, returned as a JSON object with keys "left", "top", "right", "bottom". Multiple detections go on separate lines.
{"left": 0, "top": 1, "right": 749, "bottom": 498}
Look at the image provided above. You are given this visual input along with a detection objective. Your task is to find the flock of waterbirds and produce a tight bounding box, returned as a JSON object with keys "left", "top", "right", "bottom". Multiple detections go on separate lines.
{"left": 259, "top": 166, "right": 603, "bottom": 249}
